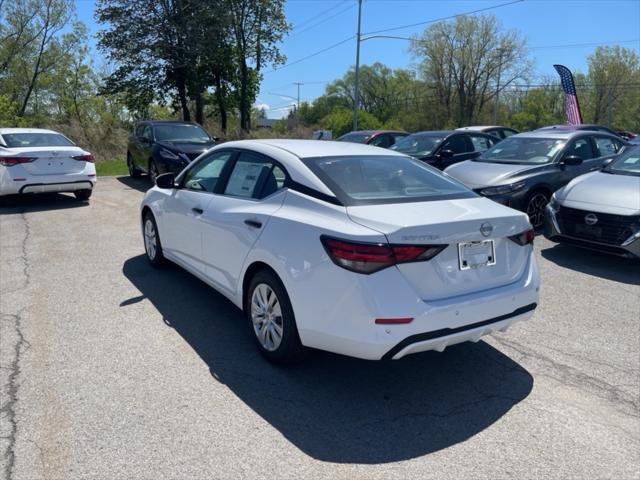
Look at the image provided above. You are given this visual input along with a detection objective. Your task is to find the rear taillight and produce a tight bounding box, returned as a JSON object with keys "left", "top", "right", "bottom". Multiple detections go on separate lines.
{"left": 509, "top": 228, "right": 535, "bottom": 246}
{"left": 321, "top": 236, "right": 446, "bottom": 274}
{"left": 0, "top": 157, "right": 35, "bottom": 167}
{"left": 73, "top": 154, "right": 95, "bottom": 163}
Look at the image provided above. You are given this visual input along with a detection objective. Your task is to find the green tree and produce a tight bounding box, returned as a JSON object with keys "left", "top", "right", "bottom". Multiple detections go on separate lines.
{"left": 411, "top": 14, "right": 530, "bottom": 127}
{"left": 321, "top": 108, "right": 381, "bottom": 137}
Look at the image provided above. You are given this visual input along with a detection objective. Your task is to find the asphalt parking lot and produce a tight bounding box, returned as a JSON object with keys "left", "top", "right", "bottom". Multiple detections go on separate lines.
{"left": 1, "top": 176, "right": 639, "bottom": 479}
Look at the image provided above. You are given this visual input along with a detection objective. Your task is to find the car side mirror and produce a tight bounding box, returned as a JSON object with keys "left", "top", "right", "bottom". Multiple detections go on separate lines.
{"left": 602, "top": 157, "right": 614, "bottom": 167}
{"left": 439, "top": 149, "right": 454, "bottom": 158}
{"left": 155, "top": 172, "right": 176, "bottom": 189}
{"left": 561, "top": 155, "right": 583, "bottom": 166}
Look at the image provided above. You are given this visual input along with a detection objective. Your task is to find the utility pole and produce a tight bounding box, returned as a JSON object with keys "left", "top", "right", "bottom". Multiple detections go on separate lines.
{"left": 352, "top": 0, "right": 363, "bottom": 131}
{"left": 493, "top": 48, "right": 503, "bottom": 125}
{"left": 293, "top": 82, "right": 304, "bottom": 112}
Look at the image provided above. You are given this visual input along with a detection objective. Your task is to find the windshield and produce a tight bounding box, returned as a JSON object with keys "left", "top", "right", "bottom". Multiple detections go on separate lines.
{"left": 302, "top": 155, "right": 476, "bottom": 206}
{"left": 390, "top": 134, "right": 444, "bottom": 157}
{"left": 603, "top": 146, "right": 640, "bottom": 176}
{"left": 478, "top": 137, "right": 565, "bottom": 164}
{"left": 337, "top": 133, "right": 370, "bottom": 144}
{"left": 153, "top": 124, "right": 212, "bottom": 143}
{"left": 1, "top": 132, "right": 75, "bottom": 148}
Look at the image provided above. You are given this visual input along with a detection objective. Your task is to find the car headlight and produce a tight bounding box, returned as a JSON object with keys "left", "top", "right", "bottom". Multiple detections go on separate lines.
{"left": 480, "top": 181, "right": 526, "bottom": 196}
{"left": 158, "top": 147, "right": 180, "bottom": 160}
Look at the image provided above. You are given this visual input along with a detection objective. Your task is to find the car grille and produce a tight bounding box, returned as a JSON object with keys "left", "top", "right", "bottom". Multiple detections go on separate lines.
{"left": 557, "top": 206, "right": 639, "bottom": 245}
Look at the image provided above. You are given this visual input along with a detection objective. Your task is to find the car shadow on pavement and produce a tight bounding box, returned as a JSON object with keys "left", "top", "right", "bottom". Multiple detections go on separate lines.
{"left": 0, "top": 192, "right": 89, "bottom": 213}
{"left": 116, "top": 176, "right": 152, "bottom": 193}
{"left": 122, "top": 254, "right": 534, "bottom": 464}
{"left": 541, "top": 244, "right": 640, "bottom": 286}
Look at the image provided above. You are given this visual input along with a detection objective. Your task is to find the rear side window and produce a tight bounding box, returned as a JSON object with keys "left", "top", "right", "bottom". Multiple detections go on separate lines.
{"left": 302, "top": 155, "right": 476, "bottom": 206}
{"left": 594, "top": 137, "right": 621, "bottom": 157}
{"left": 469, "top": 135, "right": 494, "bottom": 152}
{"left": 223, "top": 152, "right": 287, "bottom": 200}
{"left": 1, "top": 132, "right": 75, "bottom": 148}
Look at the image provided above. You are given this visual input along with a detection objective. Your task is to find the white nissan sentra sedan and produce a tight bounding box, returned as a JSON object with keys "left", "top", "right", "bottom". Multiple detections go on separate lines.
{"left": 140, "top": 140, "right": 540, "bottom": 364}
{"left": 0, "top": 128, "right": 96, "bottom": 200}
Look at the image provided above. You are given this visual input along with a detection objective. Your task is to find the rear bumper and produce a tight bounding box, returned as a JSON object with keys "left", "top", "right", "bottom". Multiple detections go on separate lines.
{"left": 298, "top": 250, "right": 540, "bottom": 360}
{"left": 0, "top": 171, "right": 96, "bottom": 195}
{"left": 544, "top": 205, "right": 640, "bottom": 259}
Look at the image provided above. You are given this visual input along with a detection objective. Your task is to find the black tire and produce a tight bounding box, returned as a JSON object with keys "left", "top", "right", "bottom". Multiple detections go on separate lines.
{"left": 143, "top": 212, "right": 167, "bottom": 268}
{"left": 246, "top": 270, "right": 307, "bottom": 365}
{"left": 525, "top": 190, "right": 550, "bottom": 229}
{"left": 127, "top": 152, "right": 141, "bottom": 178}
{"left": 74, "top": 189, "right": 92, "bottom": 201}
{"left": 149, "top": 159, "right": 160, "bottom": 184}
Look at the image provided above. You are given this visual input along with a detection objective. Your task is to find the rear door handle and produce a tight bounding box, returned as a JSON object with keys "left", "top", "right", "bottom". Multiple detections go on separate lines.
{"left": 192, "top": 207, "right": 204, "bottom": 215}
{"left": 244, "top": 219, "right": 262, "bottom": 229}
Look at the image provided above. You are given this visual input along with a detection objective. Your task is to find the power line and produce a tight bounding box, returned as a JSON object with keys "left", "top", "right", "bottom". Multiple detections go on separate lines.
{"left": 288, "top": 2, "right": 356, "bottom": 39}
{"left": 265, "top": 35, "right": 356, "bottom": 74}
{"left": 290, "top": 0, "right": 348, "bottom": 32}
{"left": 363, "top": 0, "right": 524, "bottom": 35}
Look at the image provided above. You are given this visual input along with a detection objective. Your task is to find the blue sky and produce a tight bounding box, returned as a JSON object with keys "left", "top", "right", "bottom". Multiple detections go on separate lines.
{"left": 76, "top": 0, "right": 640, "bottom": 118}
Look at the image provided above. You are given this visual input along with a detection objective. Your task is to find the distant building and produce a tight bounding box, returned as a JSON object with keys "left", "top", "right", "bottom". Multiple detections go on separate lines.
{"left": 256, "top": 118, "right": 278, "bottom": 129}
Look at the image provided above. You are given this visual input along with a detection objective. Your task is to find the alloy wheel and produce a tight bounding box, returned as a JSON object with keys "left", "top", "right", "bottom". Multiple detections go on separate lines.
{"left": 251, "top": 283, "right": 284, "bottom": 351}
{"left": 127, "top": 155, "right": 134, "bottom": 175}
{"left": 144, "top": 218, "right": 157, "bottom": 260}
{"left": 526, "top": 193, "right": 549, "bottom": 229}
{"left": 150, "top": 162, "right": 159, "bottom": 183}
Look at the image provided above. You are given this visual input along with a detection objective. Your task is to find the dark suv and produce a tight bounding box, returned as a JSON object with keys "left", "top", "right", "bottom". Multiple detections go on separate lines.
{"left": 127, "top": 121, "right": 217, "bottom": 182}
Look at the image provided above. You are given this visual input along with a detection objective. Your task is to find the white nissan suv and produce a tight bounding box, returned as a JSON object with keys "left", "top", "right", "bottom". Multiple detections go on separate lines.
{"left": 0, "top": 128, "right": 96, "bottom": 200}
{"left": 140, "top": 140, "right": 540, "bottom": 364}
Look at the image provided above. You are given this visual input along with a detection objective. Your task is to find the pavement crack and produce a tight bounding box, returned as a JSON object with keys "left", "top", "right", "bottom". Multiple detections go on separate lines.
{"left": 492, "top": 335, "right": 640, "bottom": 418}
{"left": 1, "top": 212, "right": 31, "bottom": 480}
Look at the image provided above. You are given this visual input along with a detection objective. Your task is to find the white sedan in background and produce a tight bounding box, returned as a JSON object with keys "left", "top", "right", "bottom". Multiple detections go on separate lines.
{"left": 0, "top": 128, "right": 96, "bottom": 200}
{"left": 140, "top": 140, "right": 540, "bottom": 364}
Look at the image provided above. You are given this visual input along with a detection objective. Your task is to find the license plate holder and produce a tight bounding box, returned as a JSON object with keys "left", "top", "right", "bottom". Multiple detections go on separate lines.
{"left": 458, "top": 240, "right": 496, "bottom": 270}
{"left": 575, "top": 224, "right": 602, "bottom": 238}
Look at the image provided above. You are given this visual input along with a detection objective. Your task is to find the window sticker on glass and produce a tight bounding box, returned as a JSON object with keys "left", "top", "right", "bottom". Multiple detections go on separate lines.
{"left": 623, "top": 157, "right": 640, "bottom": 164}
{"left": 225, "top": 161, "right": 267, "bottom": 198}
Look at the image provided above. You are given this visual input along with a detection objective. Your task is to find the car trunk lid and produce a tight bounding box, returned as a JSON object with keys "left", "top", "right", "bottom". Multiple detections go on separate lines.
{"left": 10, "top": 147, "right": 87, "bottom": 175}
{"left": 347, "top": 197, "right": 532, "bottom": 301}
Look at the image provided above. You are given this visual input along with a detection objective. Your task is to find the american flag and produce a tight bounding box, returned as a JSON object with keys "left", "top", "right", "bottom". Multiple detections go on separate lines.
{"left": 554, "top": 64, "right": 583, "bottom": 125}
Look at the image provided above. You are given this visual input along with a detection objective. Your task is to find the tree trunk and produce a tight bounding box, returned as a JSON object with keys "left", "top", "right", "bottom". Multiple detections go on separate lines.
{"left": 215, "top": 75, "right": 227, "bottom": 133}
{"left": 176, "top": 76, "right": 191, "bottom": 121}
{"left": 194, "top": 91, "right": 204, "bottom": 125}
{"left": 239, "top": 60, "right": 249, "bottom": 132}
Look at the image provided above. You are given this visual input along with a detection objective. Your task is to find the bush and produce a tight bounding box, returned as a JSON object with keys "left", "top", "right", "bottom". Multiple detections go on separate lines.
{"left": 320, "top": 108, "right": 382, "bottom": 137}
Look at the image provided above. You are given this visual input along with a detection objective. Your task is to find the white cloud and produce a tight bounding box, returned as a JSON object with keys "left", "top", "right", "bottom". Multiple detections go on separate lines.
{"left": 254, "top": 102, "right": 270, "bottom": 111}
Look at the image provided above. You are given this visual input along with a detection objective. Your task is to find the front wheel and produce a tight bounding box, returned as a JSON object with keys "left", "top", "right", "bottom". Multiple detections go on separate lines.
{"left": 143, "top": 212, "right": 167, "bottom": 268}
{"left": 74, "top": 189, "right": 92, "bottom": 201}
{"left": 127, "top": 152, "right": 141, "bottom": 178}
{"left": 525, "top": 191, "right": 549, "bottom": 229}
{"left": 149, "top": 160, "right": 160, "bottom": 184}
{"left": 246, "top": 270, "right": 306, "bottom": 365}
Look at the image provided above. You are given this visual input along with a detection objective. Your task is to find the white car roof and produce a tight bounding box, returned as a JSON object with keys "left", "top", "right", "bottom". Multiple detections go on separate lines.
{"left": 207, "top": 139, "right": 407, "bottom": 198}
{"left": 0, "top": 128, "right": 63, "bottom": 135}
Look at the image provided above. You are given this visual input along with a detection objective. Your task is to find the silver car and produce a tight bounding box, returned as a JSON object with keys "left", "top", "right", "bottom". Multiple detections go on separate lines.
{"left": 544, "top": 145, "right": 640, "bottom": 258}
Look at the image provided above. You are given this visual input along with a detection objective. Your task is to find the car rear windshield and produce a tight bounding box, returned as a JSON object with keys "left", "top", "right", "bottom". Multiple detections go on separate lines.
{"left": 603, "top": 146, "right": 640, "bottom": 176}
{"left": 337, "top": 133, "right": 370, "bottom": 144}
{"left": 1, "top": 132, "right": 75, "bottom": 148}
{"left": 153, "top": 124, "right": 211, "bottom": 143}
{"left": 390, "top": 133, "right": 444, "bottom": 157}
{"left": 302, "top": 155, "right": 476, "bottom": 206}
{"left": 477, "top": 137, "right": 565, "bottom": 164}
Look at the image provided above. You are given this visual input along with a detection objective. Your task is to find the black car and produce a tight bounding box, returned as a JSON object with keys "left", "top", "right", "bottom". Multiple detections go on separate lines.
{"left": 337, "top": 130, "right": 409, "bottom": 148}
{"left": 127, "top": 121, "right": 217, "bottom": 182}
{"left": 390, "top": 130, "right": 499, "bottom": 169}
{"left": 445, "top": 130, "right": 628, "bottom": 228}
